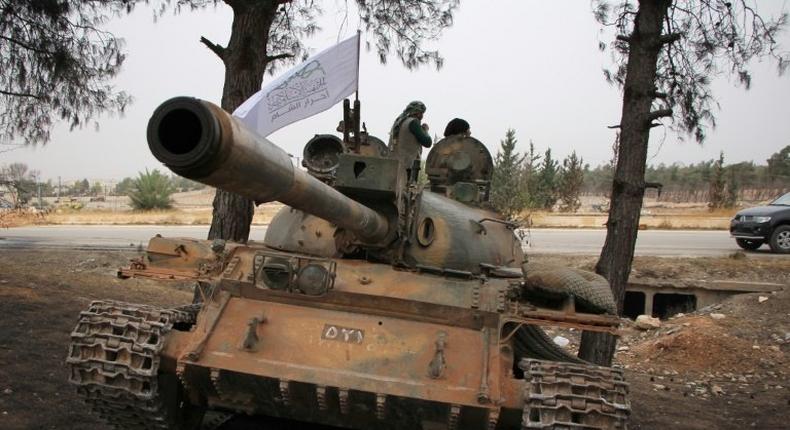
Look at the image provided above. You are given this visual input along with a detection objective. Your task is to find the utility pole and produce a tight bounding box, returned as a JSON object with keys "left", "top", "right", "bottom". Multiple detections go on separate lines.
{"left": 57, "top": 176, "right": 61, "bottom": 201}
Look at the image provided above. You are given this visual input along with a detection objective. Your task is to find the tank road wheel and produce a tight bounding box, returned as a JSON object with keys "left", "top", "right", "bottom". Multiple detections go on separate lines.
{"left": 769, "top": 225, "right": 790, "bottom": 254}
{"left": 66, "top": 300, "right": 201, "bottom": 430}
{"left": 520, "top": 359, "right": 630, "bottom": 430}
{"left": 736, "top": 238, "right": 763, "bottom": 251}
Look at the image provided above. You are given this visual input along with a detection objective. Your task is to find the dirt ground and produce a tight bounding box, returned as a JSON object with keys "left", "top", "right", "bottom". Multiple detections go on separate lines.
{"left": 0, "top": 249, "right": 787, "bottom": 430}
{"left": 0, "top": 250, "right": 193, "bottom": 430}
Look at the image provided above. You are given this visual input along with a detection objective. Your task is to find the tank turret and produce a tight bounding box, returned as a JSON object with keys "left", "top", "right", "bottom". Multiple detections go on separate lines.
{"left": 147, "top": 97, "right": 523, "bottom": 274}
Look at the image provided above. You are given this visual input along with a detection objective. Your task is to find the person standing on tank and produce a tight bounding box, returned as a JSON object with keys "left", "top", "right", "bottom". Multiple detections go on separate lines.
{"left": 389, "top": 101, "right": 432, "bottom": 178}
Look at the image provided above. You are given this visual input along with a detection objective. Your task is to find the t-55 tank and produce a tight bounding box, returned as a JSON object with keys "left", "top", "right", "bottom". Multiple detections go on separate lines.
{"left": 66, "top": 97, "right": 630, "bottom": 429}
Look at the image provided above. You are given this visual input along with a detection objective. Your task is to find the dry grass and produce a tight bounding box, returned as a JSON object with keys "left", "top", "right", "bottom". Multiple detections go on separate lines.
{"left": 7, "top": 204, "right": 733, "bottom": 230}
{"left": 44, "top": 209, "right": 214, "bottom": 225}
{"left": 527, "top": 211, "right": 730, "bottom": 230}
{"left": 7, "top": 187, "right": 737, "bottom": 230}
{"left": 0, "top": 209, "right": 49, "bottom": 228}
{"left": 10, "top": 203, "right": 283, "bottom": 226}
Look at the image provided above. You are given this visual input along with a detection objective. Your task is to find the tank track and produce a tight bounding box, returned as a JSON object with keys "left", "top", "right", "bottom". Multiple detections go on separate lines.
{"left": 66, "top": 300, "right": 197, "bottom": 430}
{"left": 520, "top": 359, "right": 630, "bottom": 430}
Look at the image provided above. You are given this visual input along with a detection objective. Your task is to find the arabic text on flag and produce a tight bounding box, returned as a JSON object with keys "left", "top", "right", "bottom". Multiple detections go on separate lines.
{"left": 233, "top": 34, "right": 359, "bottom": 137}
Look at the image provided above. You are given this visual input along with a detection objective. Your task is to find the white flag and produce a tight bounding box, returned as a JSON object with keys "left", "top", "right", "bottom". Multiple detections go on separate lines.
{"left": 233, "top": 34, "right": 359, "bottom": 137}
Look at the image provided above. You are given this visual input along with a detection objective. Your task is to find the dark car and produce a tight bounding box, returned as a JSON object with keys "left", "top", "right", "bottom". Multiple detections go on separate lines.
{"left": 730, "top": 191, "right": 790, "bottom": 253}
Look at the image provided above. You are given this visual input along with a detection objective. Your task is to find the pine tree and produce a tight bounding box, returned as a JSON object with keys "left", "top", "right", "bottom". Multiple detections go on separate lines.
{"left": 522, "top": 140, "right": 542, "bottom": 208}
{"left": 708, "top": 152, "right": 726, "bottom": 210}
{"left": 585, "top": 0, "right": 788, "bottom": 365}
{"left": 90, "top": 182, "right": 103, "bottom": 197}
{"left": 558, "top": 151, "right": 585, "bottom": 212}
{"left": 1, "top": 1, "right": 130, "bottom": 144}
{"left": 534, "top": 148, "right": 559, "bottom": 210}
{"left": 490, "top": 129, "right": 527, "bottom": 219}
{"left": 724, "top": 167, "right": 739, "bottom": 208}
{"left": 766, "top": 145, "right": 790, "bottom": 184}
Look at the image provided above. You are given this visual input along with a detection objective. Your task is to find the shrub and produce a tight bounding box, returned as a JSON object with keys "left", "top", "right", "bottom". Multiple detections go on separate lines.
{"left": 128, "top": 169, "right": 175, "bottom": 210}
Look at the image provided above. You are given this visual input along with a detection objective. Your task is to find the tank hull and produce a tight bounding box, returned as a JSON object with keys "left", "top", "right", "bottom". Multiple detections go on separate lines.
{"left": 102, "top": 236, "right": 628, "bottom": 429}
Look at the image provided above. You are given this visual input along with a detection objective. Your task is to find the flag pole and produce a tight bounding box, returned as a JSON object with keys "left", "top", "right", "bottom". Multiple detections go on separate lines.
{"left": 355, "top": 29, "right": 361, "bottom": 102}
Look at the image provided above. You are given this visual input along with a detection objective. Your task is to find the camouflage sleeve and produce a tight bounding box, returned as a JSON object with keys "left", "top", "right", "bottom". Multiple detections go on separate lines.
{"left": 408, "top": 119, "right": 432, "bottom": 147}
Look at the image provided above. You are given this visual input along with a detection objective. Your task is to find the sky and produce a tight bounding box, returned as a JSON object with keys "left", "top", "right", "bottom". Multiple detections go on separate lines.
{"left": 2, "top": 1, "right": 790, "bottom": 183}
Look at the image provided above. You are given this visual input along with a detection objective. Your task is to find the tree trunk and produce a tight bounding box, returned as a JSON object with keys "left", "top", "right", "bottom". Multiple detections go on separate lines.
{"left": 207, "top": 1, "right": 279, "bottom": 243}
{"left": 579, "top": 0, "right": 672, "bottom": 365}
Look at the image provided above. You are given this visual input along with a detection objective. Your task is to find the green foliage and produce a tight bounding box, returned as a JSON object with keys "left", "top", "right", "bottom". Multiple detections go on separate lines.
{"left": 90, "top": 181, "right": 103, "bottom": 196}
{"left": 169, "top": 174, "right": 206, "bottom": 192}
{"left": 725, "top": 168, "right": 739, "bottom": 208}
{"left": 708, "top": 152, "right": 727, "bottom": 209}
{"left": 164, "top": 0, "right": 459, "bottom": 74}
{"left": 356, "top": 0, "right": 460, "bottom": 70}
{"left": 128, "top": 169, "right": 175, "bottom": 211}
{"left": 490, "top": 129, "right": 528, "bottom": 219}
{"left": 0, "top": 162, "right": 37, "bottom": 207}
{"left": 595, "top": 1, "right": 788, "bottom": 142}
{"left": 767, "top": 145, "right": 790, "bottom": 182}
{"left": 583, "top": 146, "right": 789, "bottom": 200}
{"left": 114, "top": 177, "right": 135, "bottom": 196}
{"left": 417, "top": 160, "right": 429, "bottom": 186}
{"left": 39, "top": 180, "right": 55, "bottom": 197}
{"left": 709, "top": 152, "right": 740, "bottom": 210}
{"left": 533, "top": 148, "right": 559, "bottom": 210}
{"left": 0, "top": 0, "right": 130, "bottom": 144}
{"left": 70, "top": 178, "right": 90, "bottom": 196}
{"left": 521, "top": 141, "right": 542, "bottom": 208}
{"left": 558, "top": 151, "right": 585, "bottom": 212}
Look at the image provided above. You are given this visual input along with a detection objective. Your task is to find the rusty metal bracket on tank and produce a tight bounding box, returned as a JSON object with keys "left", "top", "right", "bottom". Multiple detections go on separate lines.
{"left": 428, "top": 332, "right": 448, "bottom": 379}
{"left": 477, "top": 327, "right": 492, "bottom": 404}
{"left": 499, "top": 323, "right": 526, "bottom": 345}
{"left": 471, "top": 217, "right": 520, "bottom": 234}
{"left": 182, "top": 293, "right": 231, "bottom": 362}
{"left": 239, "top": 314, "right": 266, "bottom": 351}
{"left": 509, "top": 304, "right": 621, "bottom": 334}
{"left": 118, "top": 260, "right": 201, "bottom": 280}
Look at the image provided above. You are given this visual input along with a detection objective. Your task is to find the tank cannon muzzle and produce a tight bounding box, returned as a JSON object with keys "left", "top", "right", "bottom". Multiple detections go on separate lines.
{"left": 147, "top": 97, "right": 390, "bottom": 243}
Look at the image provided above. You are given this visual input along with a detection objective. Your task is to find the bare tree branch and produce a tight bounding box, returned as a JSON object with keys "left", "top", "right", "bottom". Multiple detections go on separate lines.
{"left": 199, "top": 36, "right": 226, "bottom": 61}
{"left": 0, "top": 89, "right": 43, "bottom": 99}
{"left": 647, "top": 108, "right": 673, "bottom": 123}
{"left": 265, "top": 52, "right": 293, "bottom": 62}
{"left": 658, "top": 33, "right": 682, "bottom": 45}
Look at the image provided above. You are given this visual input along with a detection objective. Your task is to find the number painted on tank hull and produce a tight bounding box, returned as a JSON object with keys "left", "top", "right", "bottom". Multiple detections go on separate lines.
{"left": 321, "top": 324, "right": 365, "bottom": 344}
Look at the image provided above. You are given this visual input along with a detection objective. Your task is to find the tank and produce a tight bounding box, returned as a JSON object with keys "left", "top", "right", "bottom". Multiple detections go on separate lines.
{"left": 66, "top": 97, "right": 630, "bottom": 430}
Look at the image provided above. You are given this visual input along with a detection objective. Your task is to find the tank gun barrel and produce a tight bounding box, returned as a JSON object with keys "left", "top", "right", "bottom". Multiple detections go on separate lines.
{"left": 146, "top": 97, "right": 390, "bottom": 243}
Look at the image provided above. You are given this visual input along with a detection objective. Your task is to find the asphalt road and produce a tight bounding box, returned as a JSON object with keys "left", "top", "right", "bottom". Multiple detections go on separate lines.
{"left": 0, "top": 224, "right": 780, "bottom": 257}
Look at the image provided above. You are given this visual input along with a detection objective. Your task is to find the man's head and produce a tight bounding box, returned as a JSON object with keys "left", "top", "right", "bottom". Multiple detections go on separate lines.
{"left": 444, "top": 118, "right": 470, "bottom": 137}
{"left": 404, "top": 101, "right": 427, "bottom": 120}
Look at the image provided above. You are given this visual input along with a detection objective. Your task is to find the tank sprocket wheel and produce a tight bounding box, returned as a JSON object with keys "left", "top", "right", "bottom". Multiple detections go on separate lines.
{"left": 67, "top": 300, "right": 199, "bottom": 430}
{"left": 520, "top": 359, "right": 630, "bottom": 430}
